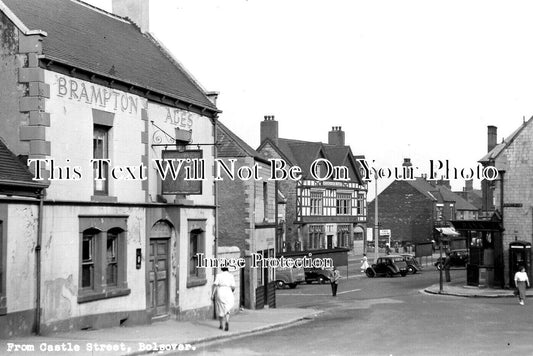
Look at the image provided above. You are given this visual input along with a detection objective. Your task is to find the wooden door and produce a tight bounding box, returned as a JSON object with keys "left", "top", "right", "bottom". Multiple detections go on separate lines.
{"left": 149, "top": 239, "right": 169, "bottom": 317}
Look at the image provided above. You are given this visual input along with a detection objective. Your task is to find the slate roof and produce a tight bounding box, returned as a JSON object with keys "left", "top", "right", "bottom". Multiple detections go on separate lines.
{"left": 405, "top": 178, "right": 439, "bottom": 201}
{"left": 403, "top": 178, "right": 478, "bottom": 211}
{"left": 216, "top": 121, "right": 268, "bottom": 163}
{"left": 0, "top": 139, "right": 47, "bottom": 194}
{"left": 3, "top": 0, "right": 218, "bottom": 113}
{"left": 263, "top": 138, "right": 364, "bottom": 184}
{"left": 435, "top": 185, "right": 479, "bottom": 211}
{"left": 479, "top": 117, "right": 533, "bottom": 163}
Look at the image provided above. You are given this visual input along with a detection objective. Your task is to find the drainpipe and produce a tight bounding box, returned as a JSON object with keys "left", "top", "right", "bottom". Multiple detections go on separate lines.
{"left": 35, "top": 189, "right": 44, "bottom": 335}
{"left": 213, "top": 117, "right": 219, "bottom": 274}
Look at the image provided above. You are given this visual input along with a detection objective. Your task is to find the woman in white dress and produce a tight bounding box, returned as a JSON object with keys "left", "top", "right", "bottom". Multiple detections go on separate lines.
{"left": 360, "top": 253, "right": 369, "bottom": 273}
{"left": 514, "top": 265, "right": 530, "bottom": 305}
{"left": 212, "top": 267, "right": 236, "bottom": 331}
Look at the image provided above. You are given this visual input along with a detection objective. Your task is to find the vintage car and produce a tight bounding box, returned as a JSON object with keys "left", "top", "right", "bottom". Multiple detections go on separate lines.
{"left": 365, "top": 255, "right": 408, "bottom": 278}
{"left": 275, "top": 266, "right": 306, "bottom": 289}
{"left": 434, "top": 249, "right": 469, "bottom": 270}
{"left": 401, "top": 254, "right": 422, "bottom": 274}
{"left": 305, "top": 268, "right": 334, "bottom": 284}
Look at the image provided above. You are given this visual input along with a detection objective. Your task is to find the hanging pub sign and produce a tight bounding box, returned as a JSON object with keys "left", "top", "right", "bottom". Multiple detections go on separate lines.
{"left": 160, "top": 150, "right": 203, "bottom": 195}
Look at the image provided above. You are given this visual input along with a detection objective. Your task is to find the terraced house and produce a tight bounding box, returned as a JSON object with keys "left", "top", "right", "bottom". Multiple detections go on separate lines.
{"left": 0, "top": 0, "right": 220, "bottom": 336}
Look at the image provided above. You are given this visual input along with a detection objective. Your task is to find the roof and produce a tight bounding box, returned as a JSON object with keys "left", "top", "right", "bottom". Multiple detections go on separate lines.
{"left": 479, "top": 117, "right": 533, "bottom": 163}
{"left": 405, "top": 178, "right": 439, "bottom": 201}
{"left": 434, "top": 185, "right": 478, "bottom": 211}
{"left": 216, "top": 121, "right": 269, "bottom": 163}
{"left": 2, "top": 0, "right": 218, "bottom": 114}
{"left": 0, "top": 139, "right": 47, "bottom": 195}
{"left": 267, "top": 138, "right": 364, "bottom": 184}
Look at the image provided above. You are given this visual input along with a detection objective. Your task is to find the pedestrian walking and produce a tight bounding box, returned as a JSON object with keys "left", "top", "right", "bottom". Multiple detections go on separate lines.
{"left": 330, "top": 266, "right": 341, "bottom": 297}
{"left": 360, "top": 254, "right": 369, "bottom": 273}
{"left": 514, "top": 266, "right": 530, "bottom": 306}
{"left": 212, "top": 267, "right": 236, "bottom": 331}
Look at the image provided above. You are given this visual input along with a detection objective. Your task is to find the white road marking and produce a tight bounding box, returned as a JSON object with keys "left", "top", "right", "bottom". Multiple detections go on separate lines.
{"left": 279, "top": 288, "right": 361, "bottom": 296}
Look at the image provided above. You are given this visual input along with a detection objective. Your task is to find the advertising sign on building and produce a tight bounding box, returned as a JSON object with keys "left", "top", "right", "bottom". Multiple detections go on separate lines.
{"left": 161, "top": 150, "right": 203, "bottom": 195}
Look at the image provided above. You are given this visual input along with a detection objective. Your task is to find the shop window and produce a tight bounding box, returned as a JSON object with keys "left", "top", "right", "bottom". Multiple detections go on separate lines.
{"left": 78, "top": 217, "right": 129, "bottom": 303}
{"left": 93, "top": 125, "right": 110, "bottom": 195}
{"left": 187, "top": 220, "right": 207, "bottom": 287}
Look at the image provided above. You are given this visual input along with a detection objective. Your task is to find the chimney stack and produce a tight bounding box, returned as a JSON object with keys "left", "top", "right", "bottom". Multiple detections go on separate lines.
{"left": 487, "top": 125, "right": 497, "bottom": 153}
{"left": 464, "top": 179, "right": 473, "bottom": 192}
{"left": 402, "top": 158, "right": 412, "bottom": 167}
{"left": 205, "top": 91, "right": 219, "bottom": 106}
{"left": 112, "top": 0, "right": 149, "bottom": 33}
{"left": 328, "top": 126, "right": 345, "bottom": 146}
{"left": 260, "top": 115, "right": 278, "bottom": 145}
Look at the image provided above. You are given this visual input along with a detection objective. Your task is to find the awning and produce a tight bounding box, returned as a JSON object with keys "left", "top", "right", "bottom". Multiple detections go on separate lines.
{"left": 450, "top": 220, "right": 503, "bottom": 231}
{"left": 435, "top": 227, "right": 460, "bottom": 236}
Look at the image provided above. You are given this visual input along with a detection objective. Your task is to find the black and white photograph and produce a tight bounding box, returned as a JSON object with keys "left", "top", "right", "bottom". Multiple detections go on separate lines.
{"left": 1, "top": 0, "right": 533, "bottom": 355}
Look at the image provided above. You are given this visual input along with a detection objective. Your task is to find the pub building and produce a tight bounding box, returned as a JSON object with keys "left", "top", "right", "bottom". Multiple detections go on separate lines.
{"left": 0, "top": 0, "right": 220, "bottom": 336}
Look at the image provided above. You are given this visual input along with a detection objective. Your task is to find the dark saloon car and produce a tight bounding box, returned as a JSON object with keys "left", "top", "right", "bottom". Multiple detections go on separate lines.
{"left": 365, "top": 255, "right": 408, "bottom": 278}
{"left": 305, "top": 268, "right": 333, "bottom": 284}
{"left": 401, "top": 254, "right": 422, "bottom": 274}
{"left": 434, "top": 249, "right": 469, "bottom": 270}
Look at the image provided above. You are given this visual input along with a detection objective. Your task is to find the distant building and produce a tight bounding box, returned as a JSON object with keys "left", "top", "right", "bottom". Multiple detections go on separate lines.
{"left": 257, "top": 116, "right": 367, "bottom": 254}
{"left": 368, "top": 159, "right": 479, "bottom": 247}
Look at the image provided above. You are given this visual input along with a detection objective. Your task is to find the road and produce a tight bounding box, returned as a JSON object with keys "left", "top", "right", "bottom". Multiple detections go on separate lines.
{"left": 186, "top": 268, "right": 533, "bottom": 356}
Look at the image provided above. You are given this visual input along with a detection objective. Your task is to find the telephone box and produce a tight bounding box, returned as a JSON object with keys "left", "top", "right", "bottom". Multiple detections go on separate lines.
{"left": 509, "top": 241, "right": 531, "bottom": 288}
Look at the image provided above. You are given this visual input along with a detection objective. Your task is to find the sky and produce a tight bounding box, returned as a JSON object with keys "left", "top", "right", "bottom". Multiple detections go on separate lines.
{"left": 85, "top": 0, "right": 533, "bottom": 197}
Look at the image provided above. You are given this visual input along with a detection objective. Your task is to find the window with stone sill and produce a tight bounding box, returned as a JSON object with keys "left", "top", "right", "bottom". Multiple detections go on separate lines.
{"left": 187, "top": 220, "right": 207, "bottom": 288}
{"left": 78, "top": 217, "right": 129, "bottom": 303}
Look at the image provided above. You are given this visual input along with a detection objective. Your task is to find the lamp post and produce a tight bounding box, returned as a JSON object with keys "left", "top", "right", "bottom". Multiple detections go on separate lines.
{"left": 374, "top": 175, "right": 379, "bottom": 264}
{"left": 439, "top": 232, "right": 443, "bottom": 293}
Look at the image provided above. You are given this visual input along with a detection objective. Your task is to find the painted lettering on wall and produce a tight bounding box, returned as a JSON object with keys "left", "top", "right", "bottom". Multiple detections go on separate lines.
{"left": 165, "top": 107, "right": 194, "bottom": 130}
{"left": 56, "top": 76, "right": 139, "bottom": 114}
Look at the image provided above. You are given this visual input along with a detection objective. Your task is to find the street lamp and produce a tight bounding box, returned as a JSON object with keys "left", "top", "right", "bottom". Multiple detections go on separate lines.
{"left": 439, "top": 232, "right": 443, "bottom": 293}
{"left": 374, "top": 175, "right": 379, "bottom": 264}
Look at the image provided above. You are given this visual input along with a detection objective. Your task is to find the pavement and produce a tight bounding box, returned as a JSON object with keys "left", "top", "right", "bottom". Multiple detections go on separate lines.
{"left": 424, "top": 277, "right": 533, "bottom": 298}
{"left": 0, "top": 308, "right": 321, "bottom": 356}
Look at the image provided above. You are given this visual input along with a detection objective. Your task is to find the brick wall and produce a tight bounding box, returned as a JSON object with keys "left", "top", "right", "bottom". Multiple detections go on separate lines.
{"left": 257, "top": 142, "right": 300, "bottom": 248}
{"left": 367, "top": 181, "right": 434, "bottom": 244}
{"left": 218, "top": 159, "right": 249, "bottom": 252}
{"left": 494, "top": 121, "right": 533, "bottom": 285}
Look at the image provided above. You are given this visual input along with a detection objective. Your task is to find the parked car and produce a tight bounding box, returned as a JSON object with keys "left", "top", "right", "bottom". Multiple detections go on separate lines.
{"left": 434, "top": 249, "right": 469, "bottom": 270}
{"left": 365, "top": 255, "right": 408, "bottom": 278}
{"left": 305, "top": 268, "right": 334, "bottom": 284}
{"left": 401, "top": 254, "right": 422, "bottom": 274}
{"left": 275, "top": 266, "right": 305, "bottom": 289}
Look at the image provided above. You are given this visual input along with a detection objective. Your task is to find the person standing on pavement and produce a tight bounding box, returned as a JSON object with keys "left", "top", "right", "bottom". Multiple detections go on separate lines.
{"left": 514, "top": 266, "right": 530, "bottom": 306}
{"left": 212, "top": 267, "right": 236, "bottom": 331}
{"left": 360, "top": 254, "right": 369, "bottom": 273}
{"left": 330, "top": 266, "right": 341, "bottom": 297}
